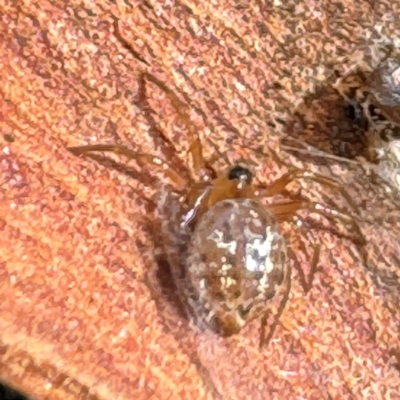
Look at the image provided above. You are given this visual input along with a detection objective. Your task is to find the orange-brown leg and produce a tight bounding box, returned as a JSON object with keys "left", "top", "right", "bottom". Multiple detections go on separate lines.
{"left": 287, "top": 243, "right": 321, "bottom": 294}
{"left": 135, "top": 73, "right": 188, "bottom": 173}
{"left": 259, "top": 230, "right": 322, "bottom": 348}
{"left": 258, "top": 202, "right": 320, "bottom": 348}
{"left": 268, "top": 199, "right": 323, "bottom": 288}
{"left": 256, "top": 146, "right": 359, "bottom": 213}
{"left": 256, "top": 169, "right": 358, "bottom": 213}
{"left": 257, "top": 189, "right": 364, "bottom": 348}
{"left": 267, "top": 196, "right": 364, "bottom": 288}
{"left": 265, "top": 197, "right": 365, "bottom": 245}
{"left": 69, "top": 73, "right": 214, "bottom": 187}
{"left": 68, "top": 144, "right": 188, "bottom": 191}
{"left": 139, "top": 72, "right": 216, "bottom": 181}
{"left": 259, "top": 262, "right": 292, "bottom": 349}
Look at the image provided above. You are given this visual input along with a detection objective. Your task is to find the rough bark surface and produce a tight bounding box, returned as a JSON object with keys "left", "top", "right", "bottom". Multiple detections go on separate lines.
{"left": 1, "top": 1, "right": 400, "bottom": 399}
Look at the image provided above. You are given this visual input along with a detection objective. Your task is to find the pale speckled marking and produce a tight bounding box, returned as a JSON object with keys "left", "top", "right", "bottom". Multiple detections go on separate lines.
{"left": 244, "top": 226, "right": 279, "bottom": 274}
{"left": 207, "top": 228, "right": 237, "bottom": 255}
{"left": 249, "top": 209, "right": 259, "bottom": 219}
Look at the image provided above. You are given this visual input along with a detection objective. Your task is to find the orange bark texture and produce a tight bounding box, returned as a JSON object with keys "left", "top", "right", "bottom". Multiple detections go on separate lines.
{"left": 1, "top": 1, "right": 400, "bottom": 399}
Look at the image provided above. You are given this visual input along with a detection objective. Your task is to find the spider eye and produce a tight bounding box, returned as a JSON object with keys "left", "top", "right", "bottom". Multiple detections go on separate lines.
{"left": 228, "top": 165, "right": 252, "bottom": 184}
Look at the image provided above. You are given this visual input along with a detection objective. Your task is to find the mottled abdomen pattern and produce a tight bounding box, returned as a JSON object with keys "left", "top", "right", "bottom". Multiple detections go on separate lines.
{"left": 186, "top": 198, "right": 288, "bottom": 336}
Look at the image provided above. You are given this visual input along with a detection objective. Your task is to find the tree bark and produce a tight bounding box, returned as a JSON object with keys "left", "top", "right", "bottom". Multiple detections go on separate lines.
{"left": 1, "top": 1, "right": 400, "bottom": 399}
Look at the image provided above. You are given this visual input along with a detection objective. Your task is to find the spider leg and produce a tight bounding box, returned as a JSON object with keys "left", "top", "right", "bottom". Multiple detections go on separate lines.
{"left": 260, "top": 200, "right": 304, "bottom": 223}
{"left": 260, "top": 243, "right": 319, "bottom": 348}
{"left": 265, "top": 195, "right": 365, "bottom": 246}
{"left": 304, "top": 203, "right": 365, "bottom": 245}
{"left": 256, "top": 169, "right": 359, "bottom": 213}
{"left": 135, "top": 73, "right": 183, "bottom": 161}
{"left": 266, "top": 196, "right": 364, "bottom": 291}
{"left": 259, "top": 263, "right": 292, "bottom": 349}
{"left": 139, "top": 72, "right": 215, "bottom": 180}
{"left": 288, "top": 243, "right": 321, "bottom": 294}
{"left": 68, "top": 144, "right": 187, "bottom": 190}
{"left": 262, "top": 200, "right": 320, "bottom": 293}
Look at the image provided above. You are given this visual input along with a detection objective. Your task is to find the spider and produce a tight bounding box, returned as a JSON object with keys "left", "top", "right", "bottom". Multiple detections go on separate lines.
{"left": 68, "top": 72, "right": 365, "bottom": 348}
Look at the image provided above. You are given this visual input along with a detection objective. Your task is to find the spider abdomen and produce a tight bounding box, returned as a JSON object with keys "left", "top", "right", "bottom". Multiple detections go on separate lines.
{"left": 185, "top": 198, "right": 288, "bottom": 336}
